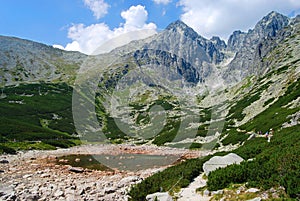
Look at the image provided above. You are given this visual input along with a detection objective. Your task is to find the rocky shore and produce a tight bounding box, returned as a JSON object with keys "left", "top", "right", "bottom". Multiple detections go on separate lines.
{"left": 0, "top": 144, "right": 206, "bottom": 200}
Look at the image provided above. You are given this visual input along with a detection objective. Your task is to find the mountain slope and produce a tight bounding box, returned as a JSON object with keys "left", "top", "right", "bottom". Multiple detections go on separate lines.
{"left": 0, "top": 36, "right": 86, "bottom": 86}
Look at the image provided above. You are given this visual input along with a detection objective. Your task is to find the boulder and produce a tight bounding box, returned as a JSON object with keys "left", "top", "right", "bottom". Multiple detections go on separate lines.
{"left": 203, "top": 153, "right": 244, "bottom": 175}
{"left": 68, "top": 167, "right": 84, "bottom": 173}
{"left": 146, "top": 192, "right": 173, "bottom": 201}
{"left": 203, "top": 189, "right": 210, "bottom": 196}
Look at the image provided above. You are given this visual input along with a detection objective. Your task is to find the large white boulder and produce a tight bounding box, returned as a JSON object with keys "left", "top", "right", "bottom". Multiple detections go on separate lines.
{"left": 146, "top": 192, "right": 173, "bottom": 201}
{"left": 203, "top": 153, "right": 244, "bottom": 175}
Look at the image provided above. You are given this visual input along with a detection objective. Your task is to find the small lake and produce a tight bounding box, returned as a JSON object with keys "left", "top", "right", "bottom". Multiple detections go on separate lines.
{"left": 57, "top": 154, "right": 179, "bottom": 171}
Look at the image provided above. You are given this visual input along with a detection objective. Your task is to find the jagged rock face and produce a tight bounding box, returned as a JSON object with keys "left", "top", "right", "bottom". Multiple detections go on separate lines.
{"left": 211, "top": 36, "right": 227, "bottom": 50}
{"left": 224, "top": 11, "right": 290, "bottom": 82}
{"left": 132, "top": 49, "right": 201, "bottom": 84}
{"left": 227, "top": 30, "right": 246, "bottom": 52}
{"left": 254, "top": 15, "right": 300, "bottom": 74}
{"left": 0, "top": 36, "right": 85, "bottom": 86}
{"left": 143, "top": 20, "right": 225, "bottom": 79}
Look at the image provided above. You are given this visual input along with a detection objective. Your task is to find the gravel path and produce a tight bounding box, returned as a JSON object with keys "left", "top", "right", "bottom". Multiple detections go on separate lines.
{"left": 177, "top": 173, "right": 211, "bottom": 201}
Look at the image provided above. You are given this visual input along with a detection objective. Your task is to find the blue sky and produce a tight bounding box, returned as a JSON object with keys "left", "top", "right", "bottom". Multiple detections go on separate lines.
{"left": 0, "top": 0, "right": 180, "bottom": 46}
{"left": 1, "top": 0, "right": 300, "bottom": 54}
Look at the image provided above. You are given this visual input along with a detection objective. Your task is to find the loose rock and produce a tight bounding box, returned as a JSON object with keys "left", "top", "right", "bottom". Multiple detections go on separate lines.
{"left": 68, "top": 167, "right": 84, "bottom": 173}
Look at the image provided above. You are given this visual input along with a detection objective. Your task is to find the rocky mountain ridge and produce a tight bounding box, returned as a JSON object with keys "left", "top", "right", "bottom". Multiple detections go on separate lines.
{"left": 225, "top": 11, "right": 291, "bottom": 82}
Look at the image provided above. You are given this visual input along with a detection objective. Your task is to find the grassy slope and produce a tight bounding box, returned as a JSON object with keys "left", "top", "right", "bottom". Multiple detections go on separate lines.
{"left": 0, "top": 83, "right": 80, "bottom": 153}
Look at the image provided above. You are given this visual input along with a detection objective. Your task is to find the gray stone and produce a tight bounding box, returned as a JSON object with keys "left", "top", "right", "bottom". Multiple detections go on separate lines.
{"left": 54, "top": 190, "right": 64, "bottom": 197}
{"left": 23, "top": 174, "right": 32, "bottom": 179}
{"left": 246, "top": 188, "right": 260, "bottom": 193}
{"left": 40, "top": 173, "right": 50, "bottom": 178}
{"left": 68, "top": 167, "right": 84, "bottom": 173}
{"left": 203, "top": 189, "right": 210, "bottom": 196}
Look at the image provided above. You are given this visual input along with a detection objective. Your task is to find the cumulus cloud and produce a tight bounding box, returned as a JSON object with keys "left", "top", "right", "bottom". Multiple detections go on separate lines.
{"left": 83, "top": 0, "right": 110, "bottom": 19}
{"left": 56, "top": 5, "right": 157, "bottom": 54}
{"left": 119, "top": 5, "right": 157, "bottom": 31}
{"left": 178, "top": 0, "right": 300, "bottom": 40}
{"left": 153, "top": 0, "right": 172, "bottom": 5}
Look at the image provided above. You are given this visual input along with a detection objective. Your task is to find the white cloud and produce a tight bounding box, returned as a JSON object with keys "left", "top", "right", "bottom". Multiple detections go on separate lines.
{"left": 66, "top": 23, "right": 113, "bottom": 54}
{"left": 53, "top": 44, "right": 65, "bottom": 50}
{"left": 56, "top": 5, "right": 157, "bottom": 54}
{"left": 83, "top": 0, "right": 110, "bottom": 19}
{"left": 153, "top": 0, "right": 172, "bottom": 5}
{"left": 178, "top": 0, "right": 300, "bottom": 40}
{"left": 119, "top": 5, "right": 157, "bottom": 31}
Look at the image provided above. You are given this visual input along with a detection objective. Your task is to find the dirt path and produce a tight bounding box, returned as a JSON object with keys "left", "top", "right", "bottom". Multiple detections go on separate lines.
{"left": 177, "top": 173, "right": 211, "bottom": 201}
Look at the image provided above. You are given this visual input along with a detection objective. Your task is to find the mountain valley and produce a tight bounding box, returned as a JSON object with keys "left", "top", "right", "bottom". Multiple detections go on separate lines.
{"left": 0, "top": 11, "right": 299, "bottom": 200}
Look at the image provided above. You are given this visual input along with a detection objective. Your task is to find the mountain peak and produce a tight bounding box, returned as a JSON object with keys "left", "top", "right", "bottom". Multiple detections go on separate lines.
{"left": 165, "top": 20, "right": 200, "bottom": 41}
{"left": 166, "top": 20, "right": 190, "bottom": 30}
{"left": 256, "top": 11, "right": 290, "bottom": 30}
{"left": 265, "top": 11, "right": 287, "bottom": 20}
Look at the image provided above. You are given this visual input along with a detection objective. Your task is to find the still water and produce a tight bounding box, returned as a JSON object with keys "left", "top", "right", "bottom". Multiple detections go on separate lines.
{"left": 57, "top": 154, "right": 178, "bottom": 171}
